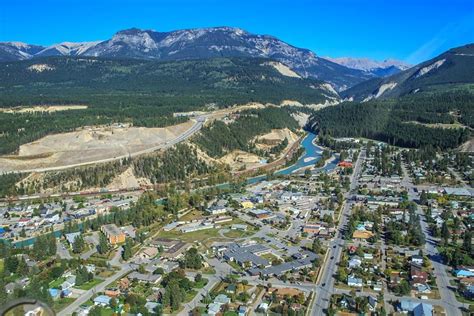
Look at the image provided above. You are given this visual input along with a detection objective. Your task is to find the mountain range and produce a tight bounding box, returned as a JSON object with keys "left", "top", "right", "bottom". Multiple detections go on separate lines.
{"left": 326, "top": 57, "right": 411, "bottom": 77}
{"left": 341, "top": 43, "right": 474, "bottom": 101}
{"left": 0, "top": 27, "right": 408, "bottom": 91}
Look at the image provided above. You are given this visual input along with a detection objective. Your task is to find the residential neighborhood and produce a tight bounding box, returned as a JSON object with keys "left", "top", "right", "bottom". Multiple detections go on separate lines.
{"left": 0, "top": 138, "right": 472, "bottom": 316}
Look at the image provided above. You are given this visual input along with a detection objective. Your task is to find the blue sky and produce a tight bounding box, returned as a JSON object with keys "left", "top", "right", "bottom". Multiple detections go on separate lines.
{"left": 1, "top": 0, "right": 473, "bottom": 63}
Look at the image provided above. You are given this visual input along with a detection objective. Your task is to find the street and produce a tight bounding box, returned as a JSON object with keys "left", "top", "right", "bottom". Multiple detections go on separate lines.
{"left": 311, "top": 149, "right": 366, "bottom": 315}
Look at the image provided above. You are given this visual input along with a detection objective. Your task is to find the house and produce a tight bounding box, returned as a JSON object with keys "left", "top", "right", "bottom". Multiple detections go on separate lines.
{"left": 144, "top": 302, "right": 161, "bottom": 314}
{"left": 363, "top": 253, "right": 374, "bottom": 260}
{"left": 411, "top": 255, "right": 424, "bottom": 265}
{"left": 368, "top": 296, "right": 377, "bottom": 311}
{"left": 453, "top": 267, "right": 474, "bottom": 278}
{"left": 348, "top": 245, "right": 358, "bottom": 254}
{"left": 464, "top": 285, "right": 474, "bottom": 300}
{"left": 138, "top": 247, "right": 159, "bottom": 260}
{"left": 390, "top": 273, "right": 403, "bottom": 287}
{"left": 348, "top": 256, "right": 362, "bottom": 269}
{"left": 339, "top": 294, "right": 355, "bottom": 309}
{"left": 399, "top": 300, "right": 433, "bottom": 316}
{"left": 459, "top": 278, "right": 474, "bottom": 286}
{"left": 207, "top": 205, "right": 227, "bottom": 215}
{"left": 61, "top": 275, "right": 76, "bottom": 290}
{"left": 231, "top": 224, "right": 248, "bottom": 231}
{"left": 93, "top": 295, "right": 111, "bottom": 306}
{"left": 257, "top": 303, "right": 269, "bottom": 312}
{"left": 415, "top": 284, "right": 431, "bottom": 293}
{"left": 65, "top": 232, "right": 81, "bottom": 245}
{"left": 443, "top": 187, "right": 472, "bottom": 197}
{"left": 213, "top": 216, "right": 233, "bottom": 224}
{"left": 338, "top": 161, "right": 353, "bottom": 168}
{"left": 160, "top": 241, "right": 190, "bottom": 259}
{"left": 101, "top": 224, "right": 126, "bottom": 245}
{"left": 214, "top": 294, "right": 231, "bottom": 305}
{"left": 303, "top": 224, "right": 324, "bottom": 234}
{"left": 207, "top": 303, "right": 222, "bottom": 315}
{"left": 180, "top": 222, "right": 214, "bottom": 233}
{"left": 76, "top": 305, "right": 92, "bottom": 316}
{"left": 249, "top": 209, "right": 272, "bottom": 219}
{"left": 373, "top": 283, "right": 383, "bottom": 292}
{"left": 411, "top": 270, "right": 428, "bottom": 285}
{"left": 238, "top": 305, "right": 247, "bottom": 316}
{"left": 128, "top": 272, "right": 162, "bottom": 284}
{"left": 347, "top": 276, "right": 363, "bottom": 287}
{"left": 226, "top": 284, "right": 237, "bottom": 294}
{"left": 105, "top": 288, "right": 121, "bottom": 297}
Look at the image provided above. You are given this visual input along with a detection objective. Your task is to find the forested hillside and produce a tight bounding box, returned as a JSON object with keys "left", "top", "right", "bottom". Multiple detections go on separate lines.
{"left": 194, "top": 107, "right": 300, "bottom": 157}
{"left": 342, "top": 44, "right": 474, "bottom": 101}
{"left": 3, "top": 144, "right": 215, "bottom": 196}
{"left": 306, "top": 91, "right": 473, "bottom": 149}
{"left": 0, "top": 56, "right": 335, "bottom": 155}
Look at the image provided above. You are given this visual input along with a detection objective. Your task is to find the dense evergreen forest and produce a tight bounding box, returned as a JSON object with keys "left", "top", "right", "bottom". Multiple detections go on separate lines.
{"left": 194, "top": 107, "right": 300, "bottom": 157}
{"left": 133, "top": 144, "right": 212, "bottom": 184}
{"left": 0, "top": 144, "right": 216, "bottom": 197}
{"left": 306, "top": 91, "right": 473, "bottom": 149}
{"left": 0, "top": 56, "right": 332, "bottom": 154}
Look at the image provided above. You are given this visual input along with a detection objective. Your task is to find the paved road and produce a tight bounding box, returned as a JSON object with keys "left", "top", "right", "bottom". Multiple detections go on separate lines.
{"left": 402, "top": 163, "right": 465, "bottom": 316}
{"left": 181, "top": 257, "right": 234, "bottom": 315}
{"left": 58, "top": 264, "right": 133, "bottom": 316}
{"left": 311, "top": 149, "right": 365, "bottom": 315}
{"left": 6, "top": 116, "right": 205, "bottom": 174}
{"left": 416, "top": 206, "right": 464, "bottom": 315}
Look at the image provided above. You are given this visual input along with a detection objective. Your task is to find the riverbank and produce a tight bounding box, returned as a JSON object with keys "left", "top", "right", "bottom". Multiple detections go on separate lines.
{"left": 8, "top": 132, "right": 337, "bottom": 248}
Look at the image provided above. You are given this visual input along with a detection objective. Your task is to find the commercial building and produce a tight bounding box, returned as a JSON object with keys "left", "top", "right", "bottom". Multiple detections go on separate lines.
{"left": 101, "top": 224, "right": 126, "bottom": 245}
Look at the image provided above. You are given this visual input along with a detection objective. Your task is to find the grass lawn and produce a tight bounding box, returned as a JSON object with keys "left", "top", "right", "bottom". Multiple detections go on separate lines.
{"left": 180, "top": 209, "right": 204, "bottom": 221}
{"left": 251, "top": 237, "right": 265, "bottom": 243}
{"left": 194, "top": 278, "right": 209, "bottom": 289}
{"left": 228, "top": 261, "right": 243, "bottom": 272}
{"left": 455, "top": 292, "right": 474, "bottom": 304}
{"left": 185, "top": 289, "right": 198, "bottom": 302}
{"left": 261, "top": 253, "right": 281, "bottom": 264}
{"left": 99, "top": 308, "right": 115, "bottom": 316}
{"left": 75, "top": 278, "right": 104, "bottom": 290}
{"left": 97, "top": 270, "right": 116, "bottom": 278}
{"left": 224, "top": 312, "right": 239, "bottom": 316}
{"left": 202, "top": 267, "right": 216, "bottom": 275}
{"left": 223, "top": 230, "right": 254, "bottom": 239}
{"left": 157, "top": 228, "right": 221, "bottom": 243}
{"left": 53, "top": 297, "right": 76, "bottom": 312}
{"left": 0, "top": 259, "right": 4, "bottom": 273}
{"left": 49, "top": 277, "right": 66, "bottom": 288}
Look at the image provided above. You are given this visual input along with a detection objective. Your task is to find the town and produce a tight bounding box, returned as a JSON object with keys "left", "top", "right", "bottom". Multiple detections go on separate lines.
{"left": 0, "top": 135, "right": 472, "bottom": 316}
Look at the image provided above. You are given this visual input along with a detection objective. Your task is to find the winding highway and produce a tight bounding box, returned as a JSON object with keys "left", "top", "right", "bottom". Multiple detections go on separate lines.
{"left": 3, "top": 116, "right": 206, "bottom": 174}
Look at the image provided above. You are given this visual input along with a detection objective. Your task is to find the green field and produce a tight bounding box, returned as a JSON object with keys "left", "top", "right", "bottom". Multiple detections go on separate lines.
{"left": 74, "top": 278, "right": 104, "bottom": 290}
